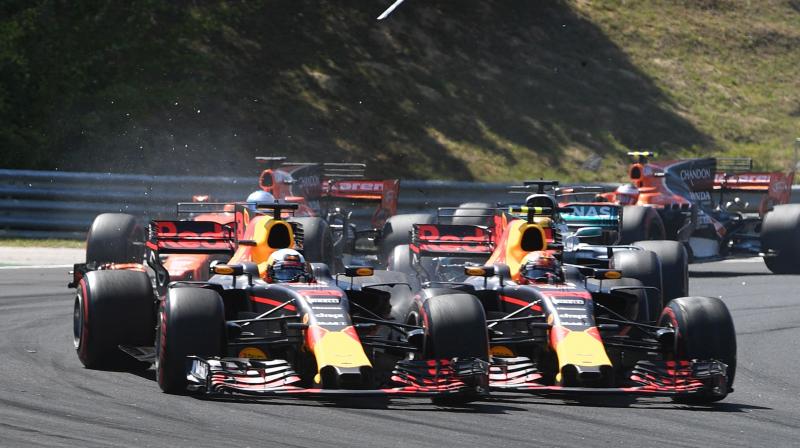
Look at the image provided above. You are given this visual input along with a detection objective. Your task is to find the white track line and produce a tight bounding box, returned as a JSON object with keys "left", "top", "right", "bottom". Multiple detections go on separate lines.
{"left": 0, "top": 264, "right": 73, "bottom": 270}
{"left": 717, "top": 257, "right": 762, "bottom": 263}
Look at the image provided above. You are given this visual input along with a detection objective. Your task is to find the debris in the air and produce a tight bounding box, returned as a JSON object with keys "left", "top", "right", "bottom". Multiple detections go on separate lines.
{"left": 377, "top": 0, "right": 406, "bottom": 20}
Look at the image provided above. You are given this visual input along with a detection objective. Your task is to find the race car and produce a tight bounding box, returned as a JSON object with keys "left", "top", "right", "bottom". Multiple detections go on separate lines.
{"left": 255, "top": 157, "right": 400, "bottom": 269}
{"left": 602, "top": 151, "right": 800, "bottom": 273}
{"left": 405, "top": 196, "right": 736, "bottom": 402}
{"left": 70, "top": 203, "right": 489, "bottom": 402}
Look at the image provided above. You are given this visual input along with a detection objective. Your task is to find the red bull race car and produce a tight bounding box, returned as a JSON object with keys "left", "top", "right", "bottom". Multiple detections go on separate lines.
{"left": 70, "top": 203, "right": 489, "bottom": 402}
{"left": 401, "top": 195, "right": 735, "bottom": 402}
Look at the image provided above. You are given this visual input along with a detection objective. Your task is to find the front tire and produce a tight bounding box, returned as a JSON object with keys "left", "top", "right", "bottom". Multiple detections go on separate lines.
{"left": 422, "top": 293, "right": 489, "bottom": 405}
{"left": 156, "top": 287, "right": 225, "bottom": 394}
{"left": 658, "top": 296, "right": 736, "bottom": 403}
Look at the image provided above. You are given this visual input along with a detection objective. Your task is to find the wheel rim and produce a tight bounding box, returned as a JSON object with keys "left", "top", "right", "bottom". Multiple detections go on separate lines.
{"left": 73, "top": 293, "right": 84, "bottom": 350}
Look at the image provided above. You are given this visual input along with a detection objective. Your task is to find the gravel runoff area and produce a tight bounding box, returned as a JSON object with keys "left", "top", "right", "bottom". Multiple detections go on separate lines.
{"left": 0, "top": 246, "right": 84, "bottom": 267}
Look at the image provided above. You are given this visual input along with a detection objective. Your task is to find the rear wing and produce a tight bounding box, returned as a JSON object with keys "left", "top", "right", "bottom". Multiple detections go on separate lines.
{"left": 560, "top": 203, "right": 621, "bottom": 228}
{"left": 146, "top": 220, "right": 236, "bottom": 255}
{"left": 255, "top": 157, "right": 399, "bottom": 227}
{"left": 410, "top": 224, "right": 494, "bottom": 257}
{"left": 145, "top": 220, "right": 237, "bottom": 295}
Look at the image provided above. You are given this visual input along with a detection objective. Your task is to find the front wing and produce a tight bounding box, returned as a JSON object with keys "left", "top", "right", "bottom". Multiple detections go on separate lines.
{"left": 489, "top": 357, "right": 729, "bottom": 398}
{"left": 186, "top": 357, "right": 490, "bottom": 398}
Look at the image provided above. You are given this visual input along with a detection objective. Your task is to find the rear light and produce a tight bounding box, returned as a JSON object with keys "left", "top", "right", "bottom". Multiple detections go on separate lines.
{"left": 629, "top": 164, "right": 642, "bottom": 180}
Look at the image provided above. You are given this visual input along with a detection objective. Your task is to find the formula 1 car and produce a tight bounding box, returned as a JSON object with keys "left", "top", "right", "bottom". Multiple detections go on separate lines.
{"left": 70, "top": 203, "right": 489, "bottom": 402}
{"left": 603, "top": 151, "right": 799, "bottom": 273}
{"left": 404, "top": 196, "right": 736, "bottom": 402}
{"left": 256, "top": 157, "right": 400, "bottom": 269}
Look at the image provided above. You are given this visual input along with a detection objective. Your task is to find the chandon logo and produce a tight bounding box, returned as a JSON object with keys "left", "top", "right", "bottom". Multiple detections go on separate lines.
{"left": 680, "top": 168, "right": 712, "bottom": 182}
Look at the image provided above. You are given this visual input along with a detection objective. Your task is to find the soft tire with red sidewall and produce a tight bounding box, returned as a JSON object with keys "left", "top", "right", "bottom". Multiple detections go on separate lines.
{"left": 74, "top": 270, "right": 155, "bottom": 369}
{"left": 658, "top": 296, "right": 737, "bottom": 403}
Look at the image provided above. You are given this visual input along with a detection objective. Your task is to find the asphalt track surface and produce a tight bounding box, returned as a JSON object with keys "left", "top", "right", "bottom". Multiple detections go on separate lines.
{"left": 1, "top": 260, "right": 798, "bottom": 447}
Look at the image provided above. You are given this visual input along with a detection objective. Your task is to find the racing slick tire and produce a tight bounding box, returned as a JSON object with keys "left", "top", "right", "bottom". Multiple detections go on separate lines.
{"left": 610, "top": 249, "right": 664, "bottom": 310}
{"left": 600, "top": 277, "right": 660, "bottom": 325}
{"left": 422, "top": 293, "right": 489, "bottom": 405}
{"left": 619, "top": 206, "right": 666, "bottom": 244}
{"left": 658, "top": 296, "right": 736, "bottom": 403}
{"left": 290, "top": 217, "right": 335, "bottom": 268}
{"left": 156, "top": 287, "right": 225, "bottom": 394}
{"left": 85, "top": 213, "right": 144, "bottom": 265}
{"left": 633, "top": 240, "right": 689, "bottom": 305}
{"left": 387, "top": 244, "right": 418, "bottom": 287}
{"left": 74, "top": 270, "right": 155, "bottom": 369}
{"left": 379, "top": 213, "right": 435, "bottom": 261}
{"left": 451, "top": 202, "right": 494, "bottom": 226}
{"left": 760, "top": 204, "right": 800, "bottom": 274}
{"left": 423, "top": 293, "right": 488, "bottom": 360}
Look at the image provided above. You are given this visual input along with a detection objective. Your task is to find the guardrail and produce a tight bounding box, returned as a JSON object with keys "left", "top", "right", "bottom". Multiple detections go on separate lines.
{"left": 0, "top": 168, "right": 798, "bottom": 239}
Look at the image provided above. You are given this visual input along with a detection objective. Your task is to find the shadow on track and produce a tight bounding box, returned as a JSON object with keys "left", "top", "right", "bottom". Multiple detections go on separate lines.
{"left": 190, "top": 393, "right": 526, "bottom": 414}
{"left": 689, "top": 270, "right": 773, "bottom": 278}
{"left": 488, "top": 393, "right": 771, "bottom": 412}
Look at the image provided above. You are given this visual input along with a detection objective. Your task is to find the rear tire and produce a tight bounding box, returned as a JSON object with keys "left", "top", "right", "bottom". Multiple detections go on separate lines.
{"left": 620, "top": 206, "right": 666, "bottom": 243}
{"left": 290, "top": 217, "right": 334, "bottom": 268}
{"left": 760, "top": 204, "right": 800, "bottom": 274}
{"left": 85, "top": 213, "right": 144, "bottom": 265}
{"left": 633, "top": 240, "right": 688, "bottom": 305}
{"left": 610, "top": 249, "right": 663, "bottom": 309}
{"left": 659, "top": 296, "right": 736, "bottom": 403}
{"left": 451, "top": 202, "right": 494, "bottom": 226}
{"left": 600, "top": 277, "right": 660, "bottom": 324}
{"left": 156, "top": 287, "right": 225, "bottom": 394}
{"left": 74, "top": 270, "right": 155, "bottom": 369}
{"left": 380, "top": 213, "right": 434, "bottom": 261}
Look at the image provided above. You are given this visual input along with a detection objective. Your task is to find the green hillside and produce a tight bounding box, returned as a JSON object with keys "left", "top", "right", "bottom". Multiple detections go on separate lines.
{"left": 1, "top": 1, "right": 797, "bottom": 181}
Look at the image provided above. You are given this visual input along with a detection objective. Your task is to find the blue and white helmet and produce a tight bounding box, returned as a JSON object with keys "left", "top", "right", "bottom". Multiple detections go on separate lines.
{"left": 246, "top": 190, "right": 275, "bottom": 213}
{"left": 246, "top": 190, "right": 276, "bottom": 204}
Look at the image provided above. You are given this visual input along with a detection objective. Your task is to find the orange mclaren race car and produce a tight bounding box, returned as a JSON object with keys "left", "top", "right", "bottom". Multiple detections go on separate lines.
{"left": 69, "top": 203, "right": 489, "bottom": 402}
{"left": 602, "top": 151, "right": 799, "bottom": 273}
{"left": 255, "top": 157, "right": 400, "bottom": 269}
{"left": 401, "top": 194, "right": 735, "bottom": 402}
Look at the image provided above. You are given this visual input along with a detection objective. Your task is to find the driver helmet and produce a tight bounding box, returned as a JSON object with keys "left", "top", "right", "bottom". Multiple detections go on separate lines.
{"left": 246, "top": 190, "right": 276, "bottom": 213}
{"left": 520, "top": 251, "right": 561, "bottom": 283}
{"left": 615, "top": 183, "right": 640, "bottom": 205}
{"left": 265, "top": 248, "right": 308, "bottom": 283}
